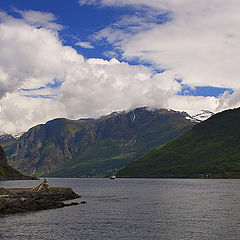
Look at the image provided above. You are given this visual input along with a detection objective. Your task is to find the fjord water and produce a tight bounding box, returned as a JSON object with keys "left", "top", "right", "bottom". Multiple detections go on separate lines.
{"left": 0, "top": 178, "right": 239, "bottom": 240}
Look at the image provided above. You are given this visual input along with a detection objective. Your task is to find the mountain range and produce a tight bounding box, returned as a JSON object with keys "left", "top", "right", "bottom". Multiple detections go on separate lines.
{"left": 118, "top": 107, "right": 240, "bottom": 178}
{"left": 3, "top": 107, "right": 195, "bottom": 177}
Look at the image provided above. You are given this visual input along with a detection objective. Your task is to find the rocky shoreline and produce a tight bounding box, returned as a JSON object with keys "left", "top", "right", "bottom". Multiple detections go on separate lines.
{"left": 0, "top": 187, "right": 81, "bottom": 214}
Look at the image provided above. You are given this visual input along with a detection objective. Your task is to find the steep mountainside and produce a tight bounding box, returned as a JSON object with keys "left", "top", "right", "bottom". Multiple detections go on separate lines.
{"left": 118, "top": 108, "right": 240, "bottom": 178}
{"left": 0, "top": 146, "right": 35, "bottom": 180}
{"left": 4, "top": 107, "right": 195, "bottom": 177}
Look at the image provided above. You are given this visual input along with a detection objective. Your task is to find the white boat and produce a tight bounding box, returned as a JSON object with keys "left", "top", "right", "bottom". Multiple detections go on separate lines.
{"left": 110, "top": 173, "right": 116, "bottom": 179}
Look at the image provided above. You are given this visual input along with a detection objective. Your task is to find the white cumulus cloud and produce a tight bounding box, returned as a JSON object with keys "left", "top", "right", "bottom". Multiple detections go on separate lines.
{"left": 85, "top": 0, "right": 240, "bottom": 90}
{"left": 13, "top": 9, "right": 63, "bottom": 30}
{"left": 76, "top": 41, "right": 94, "bottom": 49}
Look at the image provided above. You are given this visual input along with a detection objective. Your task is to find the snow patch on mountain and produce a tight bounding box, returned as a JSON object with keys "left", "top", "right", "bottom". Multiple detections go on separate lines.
{"left": 0, "top": 131, "right": 24, "bottom": 143}
{"left": 186, "top": 110, "right": 214, "bottom": 123}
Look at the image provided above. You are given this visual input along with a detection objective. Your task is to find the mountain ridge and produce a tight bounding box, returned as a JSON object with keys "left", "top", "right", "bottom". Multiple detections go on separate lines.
{"left": 4, "top": 107, "right": 196, "bottom": 177}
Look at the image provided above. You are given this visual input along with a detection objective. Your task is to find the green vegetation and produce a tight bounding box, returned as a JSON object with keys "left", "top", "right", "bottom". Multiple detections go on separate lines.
{"left": 118, "top": 108, "right": 240, "bottom": 178}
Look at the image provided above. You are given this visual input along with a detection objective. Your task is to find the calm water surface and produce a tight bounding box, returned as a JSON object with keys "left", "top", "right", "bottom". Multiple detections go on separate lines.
{"left": 0, "top": 178, "right": 239, "bottom": 240}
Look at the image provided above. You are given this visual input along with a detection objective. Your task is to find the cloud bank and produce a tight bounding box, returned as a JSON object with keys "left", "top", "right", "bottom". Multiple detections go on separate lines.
{"left": 0, "top": 5, "right": 239, "bottom": 133}
{"left": 0, "top": 10, "right": 182, "bottom": 133}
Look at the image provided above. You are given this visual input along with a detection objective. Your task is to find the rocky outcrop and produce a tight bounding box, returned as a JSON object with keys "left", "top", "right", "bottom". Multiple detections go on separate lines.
{"left": 0, "top": 146, "right": 36, "bottom": 180}
{"left": 0, "top": 187, "right": 80, "bottom": 214}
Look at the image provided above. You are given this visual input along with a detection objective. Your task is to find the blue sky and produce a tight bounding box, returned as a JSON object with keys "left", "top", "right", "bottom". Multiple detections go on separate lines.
{"left": 0, "top": 0, "right": 239, "bottom": 133}
{"left": 1, "top": 0, "right": 140, "bottom": 60}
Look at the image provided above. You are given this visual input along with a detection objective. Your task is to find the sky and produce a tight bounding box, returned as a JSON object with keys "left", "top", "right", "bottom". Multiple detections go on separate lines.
{"left": 0, "top": 0, "right": 239, "bottom": 133}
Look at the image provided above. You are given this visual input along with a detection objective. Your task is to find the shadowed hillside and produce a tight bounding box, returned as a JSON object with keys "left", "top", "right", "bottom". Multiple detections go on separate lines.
{"left": 0, "top": 146, "right": 36, "bottom": 180}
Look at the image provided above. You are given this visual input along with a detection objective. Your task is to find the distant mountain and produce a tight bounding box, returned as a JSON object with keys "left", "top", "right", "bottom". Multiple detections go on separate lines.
{"left": 0, "top": 132, "right": 16, "bottom": 144}
{"left": 0, "top": 146, "right": 35, "bottom": 180}
{"left": 4, "top": 107, "right": 195, "bottom": 177}
{"left": 118, "top": 108, "right": 240, "bottom": 178}
{"left": 0, "top": 132, "right": 24, "bottom": 144}
{"left": 187, "top": 110, "right": 214, "bottom": 123}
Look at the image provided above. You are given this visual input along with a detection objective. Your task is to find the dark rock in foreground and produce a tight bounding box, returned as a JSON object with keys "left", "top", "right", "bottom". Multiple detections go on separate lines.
{"left": 0, "top": 187, "right": 80, "bottom": 214}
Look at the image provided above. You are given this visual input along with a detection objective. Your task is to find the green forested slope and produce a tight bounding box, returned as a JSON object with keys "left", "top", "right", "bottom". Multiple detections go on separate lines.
{"left": 118, "top": 108, "right": 240, "bottom": 178}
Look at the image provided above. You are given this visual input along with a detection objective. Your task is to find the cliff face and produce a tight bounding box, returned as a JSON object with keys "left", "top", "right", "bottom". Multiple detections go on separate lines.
{"left": 0, "top": 146, "right": 35, "bottom": 180}
{"left": 5, "top": 107, "right": 195, "bottom": 177}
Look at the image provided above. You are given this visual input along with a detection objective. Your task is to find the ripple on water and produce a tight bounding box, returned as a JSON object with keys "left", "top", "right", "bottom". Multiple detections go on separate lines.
{"left": 0, "top": 178, "right": 239, "bottom": 240}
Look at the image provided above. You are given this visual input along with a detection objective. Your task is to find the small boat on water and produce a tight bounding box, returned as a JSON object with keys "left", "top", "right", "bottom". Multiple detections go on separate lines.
{"left": 110, "top": 173, "right": 116, "bottom": 179}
